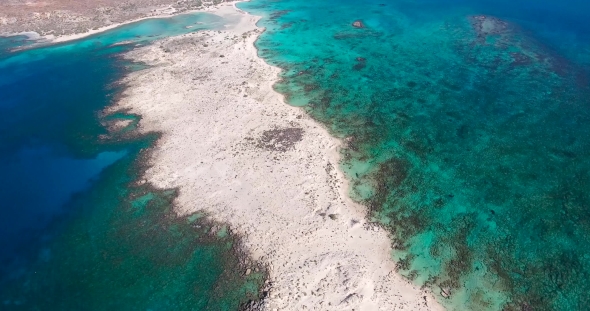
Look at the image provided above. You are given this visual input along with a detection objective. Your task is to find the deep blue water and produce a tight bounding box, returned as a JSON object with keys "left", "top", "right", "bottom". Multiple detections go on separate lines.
{"left": 239, "top": 0, "right": 590, "bottom": 309}
{"left": 0, "top": 13, "right": 262, "bottom": 310}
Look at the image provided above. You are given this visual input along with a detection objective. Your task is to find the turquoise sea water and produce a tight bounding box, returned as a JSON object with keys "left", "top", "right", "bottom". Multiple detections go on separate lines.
{"left": 239, "top": 0, "right": 590, "bottom": 310}
{"left": 0, "top": 13, "right": 262, "bottom": 310}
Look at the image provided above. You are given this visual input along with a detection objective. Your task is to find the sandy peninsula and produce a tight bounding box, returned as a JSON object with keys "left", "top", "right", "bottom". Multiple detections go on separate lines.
{"left": 110, "top": 3, "right": 444, "bottom": 311}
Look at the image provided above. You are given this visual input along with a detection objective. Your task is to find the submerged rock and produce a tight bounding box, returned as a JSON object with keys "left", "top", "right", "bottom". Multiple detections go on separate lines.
{"left": 469, "top": 15, "right": 510, "bottom": 38}
{"left": 440, "top": 287, "right": 452, "bottom": 299}
{"left": 352, "top": 20, "right": 365, "bottom": 28}
{"left": 353, "top": 57, "right": 367, "bottom": 70}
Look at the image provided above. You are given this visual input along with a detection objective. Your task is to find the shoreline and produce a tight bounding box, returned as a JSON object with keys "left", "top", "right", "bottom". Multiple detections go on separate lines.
{"left": 111, "top": 2, "right": 444, "bottom": 310}
{"left": 0, "top": 3, "right": 224, "bottom": 45}
{"left": 48, "top": 6, "right": 202, "bottom": 44}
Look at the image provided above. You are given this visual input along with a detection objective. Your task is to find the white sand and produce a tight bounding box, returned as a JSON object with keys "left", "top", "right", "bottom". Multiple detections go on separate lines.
{"left": 113, "top": 3, "right": 444, "bottom": 311}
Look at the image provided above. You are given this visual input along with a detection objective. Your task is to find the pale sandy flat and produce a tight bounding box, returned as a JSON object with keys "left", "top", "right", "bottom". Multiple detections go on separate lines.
{"left": 113, "top": 3, "right": 444, "bottom": 311}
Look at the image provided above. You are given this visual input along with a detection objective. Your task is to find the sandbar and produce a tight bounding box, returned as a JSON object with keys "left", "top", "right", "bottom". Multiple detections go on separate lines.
{"left": 112, "top": 3, "right": 444, "bottom": 310}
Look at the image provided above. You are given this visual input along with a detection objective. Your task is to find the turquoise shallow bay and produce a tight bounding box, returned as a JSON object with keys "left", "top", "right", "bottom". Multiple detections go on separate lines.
{"left": 239, "top": 0, "right": 590, "bottom": 310}
{"left": 0, "top": 13, "right": 262, "bottom": 310}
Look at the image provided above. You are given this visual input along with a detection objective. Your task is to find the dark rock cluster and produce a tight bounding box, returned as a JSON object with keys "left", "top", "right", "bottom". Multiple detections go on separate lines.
{"left": 255, "top": 127, "right": 304, "bottom": 152}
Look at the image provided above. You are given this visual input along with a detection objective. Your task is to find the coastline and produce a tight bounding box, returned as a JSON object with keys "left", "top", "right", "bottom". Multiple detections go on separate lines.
{"left": 0, "top": 3, "right": 224, "bottom": 44}
{"left": 111, "top": 2, "right": 444, "bottom": 310}
{"left": 47, "top": 6, "right": 207, "bottom": 44}
{"left": 4, "top": 0, "right": 590, "bottom": 309}
{"left": 0, "top": 6, "right": 266, "bottom": 308}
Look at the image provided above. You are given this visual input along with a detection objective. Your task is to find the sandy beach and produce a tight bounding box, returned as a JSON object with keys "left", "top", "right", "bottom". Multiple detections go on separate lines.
{"left": 110, "top": 3, "right": 444, "bottom": 310}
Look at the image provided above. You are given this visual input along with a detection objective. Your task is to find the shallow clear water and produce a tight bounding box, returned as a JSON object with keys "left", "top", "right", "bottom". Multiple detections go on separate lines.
{"left": 0, "top": 35, "right": 36, "bottom": 53}
{"left": 0, "top": 13, "right": 262, "bottom": 310}
{"left": 239, "top": 0, "right": 590, "bottom": 310}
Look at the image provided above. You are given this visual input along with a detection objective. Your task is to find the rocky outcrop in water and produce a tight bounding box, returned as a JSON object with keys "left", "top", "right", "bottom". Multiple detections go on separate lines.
{"left": 352, "top": 20, "right": 365, "bottom": 28}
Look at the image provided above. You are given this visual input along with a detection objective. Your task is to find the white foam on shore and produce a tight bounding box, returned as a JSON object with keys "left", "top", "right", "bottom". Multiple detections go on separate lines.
{"left": 112, "top": 3, "right": 444, "bottom": 310}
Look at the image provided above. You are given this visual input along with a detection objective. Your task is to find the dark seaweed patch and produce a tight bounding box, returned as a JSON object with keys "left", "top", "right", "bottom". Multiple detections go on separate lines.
{"left": 255, "top": 127, "right": 304, "bottom": 152}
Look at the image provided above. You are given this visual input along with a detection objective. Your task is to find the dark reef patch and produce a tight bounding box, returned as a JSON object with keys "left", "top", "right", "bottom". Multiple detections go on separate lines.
{"left": 254, "top": 127, "right": 304, "bottom": 152}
